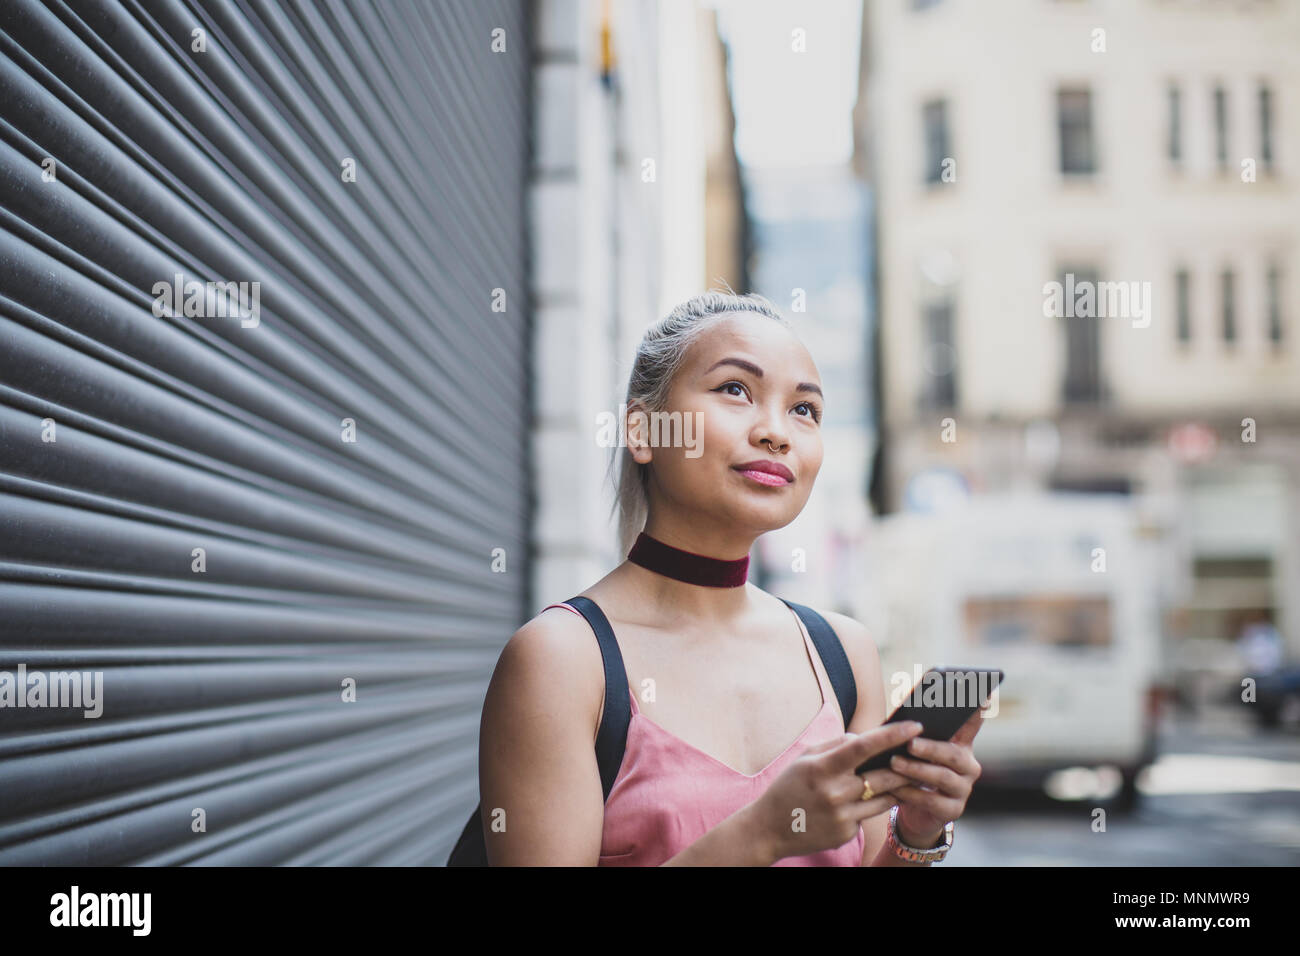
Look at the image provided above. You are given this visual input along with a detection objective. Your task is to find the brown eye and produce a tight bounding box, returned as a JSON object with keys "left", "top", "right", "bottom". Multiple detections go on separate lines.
{"left": 795, "top": 402, "right": 822, "bottom": 423}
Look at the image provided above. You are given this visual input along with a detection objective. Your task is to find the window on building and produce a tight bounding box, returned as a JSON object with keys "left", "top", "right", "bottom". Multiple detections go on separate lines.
{"left": 919, "top": 297, "right": 957, "bottom": 409}
{"left": 1267, "top": 263, "right": 1282, "bottom": 347}
{"left": 1057, "top": 88, "right": 1095, "bottom": 175}
{"left": 1213, "top": 84, "right": 1228, "bottom": 171}
{"left": 922, "top": 99, "right": 950, "bottom": 185}
{"left": 1061, "top": 266, "right": 1102, "bottom": 404}
{"left": 1167, "top": 84, "right": 1182, "bottom": 165}
{"left": 1259, "top": 83, "right": 1274, "bottom": 174}
{"left": 1175, "top": 268, "right": 1191, "bottom": 344}
{"left": 1221, "top": 268, "right": 1236, "bottom": 344}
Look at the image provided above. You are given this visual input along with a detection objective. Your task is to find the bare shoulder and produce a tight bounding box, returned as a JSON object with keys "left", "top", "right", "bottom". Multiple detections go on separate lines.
{"left": 509, "top": 601, "right": 602, "bottom": 653}
{"left": 817, "top": 609, "right": 880, "bottom": 672}
{"left": 487, "top": 602, "right": 606, "bottom": 740}
{"left": 780, "top": 599, "right": 886, "bottom": 732}
{"left": 478, "top": 602, "right": 608, "bottom": 864}
{"left": 495, "top": 604, "right": 605, "bottom": 711}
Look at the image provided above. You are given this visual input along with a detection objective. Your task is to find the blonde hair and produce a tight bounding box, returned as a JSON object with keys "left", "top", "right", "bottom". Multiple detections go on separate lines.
{"left": 608, "top": 289, "right": 791, "bottom": 556}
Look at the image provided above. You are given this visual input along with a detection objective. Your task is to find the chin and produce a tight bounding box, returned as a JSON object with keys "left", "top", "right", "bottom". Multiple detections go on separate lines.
{"left": 734, "top": 504, "right": 803, "bottom": 535}
{"left": 765, "top": 512, "right": 803, "bottom": 533}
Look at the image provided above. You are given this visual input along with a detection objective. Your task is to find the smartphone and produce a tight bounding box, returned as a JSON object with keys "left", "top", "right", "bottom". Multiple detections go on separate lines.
{"left": 854, "top": 666, "right": 1004, "bottom": 776}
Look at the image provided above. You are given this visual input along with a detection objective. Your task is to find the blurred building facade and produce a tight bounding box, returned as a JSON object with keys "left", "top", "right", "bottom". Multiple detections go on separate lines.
{"left": 855, "top": 0, "right": 1300, "bottom": 660}
{"left": 702, "top": 14, "right": 750, "bottom": 294}
{"left": 744, "top": 164, "right": 874, "bottom": 619}
{"left": 530, "top": 0, "right": 748, "bottom": 608}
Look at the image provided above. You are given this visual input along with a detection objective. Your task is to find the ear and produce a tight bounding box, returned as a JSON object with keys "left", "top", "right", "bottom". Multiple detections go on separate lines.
{"left": 626, "top": 403, "right": 653, "bottom": 464}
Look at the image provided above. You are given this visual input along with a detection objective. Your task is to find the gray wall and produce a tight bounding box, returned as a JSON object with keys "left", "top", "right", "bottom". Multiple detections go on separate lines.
{"left": 0, "top": 0, "right": 531, "bottom": 865}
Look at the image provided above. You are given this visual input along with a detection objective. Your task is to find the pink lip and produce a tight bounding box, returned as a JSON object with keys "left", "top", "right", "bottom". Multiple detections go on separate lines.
{"left": 733, "top": 460, "right": 794, "bottom": 486}
{"left": 739, "top": 469, "right": 790, "bottom": 487}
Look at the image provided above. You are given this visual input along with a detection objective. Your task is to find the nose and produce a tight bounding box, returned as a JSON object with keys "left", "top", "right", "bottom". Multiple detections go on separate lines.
{"left": 753, "top": 405, "right": 790, "bottom": 454}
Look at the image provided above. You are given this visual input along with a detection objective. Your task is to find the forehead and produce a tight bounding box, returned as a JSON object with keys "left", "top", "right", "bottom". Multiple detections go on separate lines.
{"left": 683, "top": 314, "right": 819, "bottom": 379}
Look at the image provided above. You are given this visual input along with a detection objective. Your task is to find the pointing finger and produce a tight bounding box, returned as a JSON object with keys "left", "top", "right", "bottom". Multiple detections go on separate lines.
{"left": 824, "top": 721, "right": 923, "bottom": 774}
{"left": 803, "top": 733, "right": 853, "bottom": 757}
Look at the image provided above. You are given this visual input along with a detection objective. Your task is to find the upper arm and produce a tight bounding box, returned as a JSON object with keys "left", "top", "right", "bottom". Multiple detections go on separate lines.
{"left": 477, "top": 609, "right": 607, "bottom": 865}
{"left": 821, "top": 609, "right": 890, "bottom": 866}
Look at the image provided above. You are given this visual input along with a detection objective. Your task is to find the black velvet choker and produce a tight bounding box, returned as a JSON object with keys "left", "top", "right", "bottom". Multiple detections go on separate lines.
{"left": 626, "top": 531, "right": 749, "bottom": 588}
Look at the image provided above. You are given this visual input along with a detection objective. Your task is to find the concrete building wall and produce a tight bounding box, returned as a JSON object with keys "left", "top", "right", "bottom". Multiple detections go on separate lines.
{"left": 865, "top": 0, "right": 1300, "bottom": 424}
{"left": 858, "top": 0, "right": 1300, "bottom": 659}
{"left": 530, "top": 0, "right": 744, "bottom": 610}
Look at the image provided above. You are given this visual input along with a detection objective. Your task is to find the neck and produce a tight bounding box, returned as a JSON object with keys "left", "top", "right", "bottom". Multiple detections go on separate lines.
{"left": 620, "top": 524, "right": 757, "bottom": 621}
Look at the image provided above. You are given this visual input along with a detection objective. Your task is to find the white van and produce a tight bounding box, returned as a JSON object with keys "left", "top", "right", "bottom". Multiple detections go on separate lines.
{"left": 865, "top": 493, "right": 1166, "bottom": 807}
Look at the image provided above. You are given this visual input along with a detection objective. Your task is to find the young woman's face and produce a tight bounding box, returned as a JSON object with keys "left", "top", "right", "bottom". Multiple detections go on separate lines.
{"left": 634, "top": 314, "right": 825, "bottom": 538}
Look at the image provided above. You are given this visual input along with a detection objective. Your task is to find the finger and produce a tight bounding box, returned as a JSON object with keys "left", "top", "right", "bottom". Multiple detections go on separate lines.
{"left": 845, "top": 791, "right": 902, "bottom": 824}
{"left": 891, "top": 784, "right": 961, "bottom": 819}
{"left": 861, "top": 768, "right": 913, "bottom": 795}
{"left": 803, "top": 733, "right": 853, "bottom": 757}
{"left": 842, "top": 769, "right": 909, "bottom": 806}
{"left": 824, "top": 721, "right": 923, "bottom": 774}
{"left": 950, "top": 706, "right": 989, "bottom": 746}
{"left": 891, "top": 753, "right": 967, "bottom": 797}
{"left": 889, "top": 753, "right": 966, "bottom": 797}
{"left": 904, "top": 736, "right": 979, "bottom": 776}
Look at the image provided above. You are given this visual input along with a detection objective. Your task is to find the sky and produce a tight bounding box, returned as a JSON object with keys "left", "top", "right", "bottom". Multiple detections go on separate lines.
{"left": 708, "top": 0, "right": 863, "bottom": 169}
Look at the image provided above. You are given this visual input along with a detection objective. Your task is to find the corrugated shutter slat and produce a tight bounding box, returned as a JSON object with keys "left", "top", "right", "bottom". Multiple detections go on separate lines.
{"left": 0, "top": 0, "right": 531, "bottom": 865}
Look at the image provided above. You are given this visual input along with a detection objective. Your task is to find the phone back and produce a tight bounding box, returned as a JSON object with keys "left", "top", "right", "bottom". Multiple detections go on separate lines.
{"left": 854, "top": 667, "right": 1003, "bottom": 776}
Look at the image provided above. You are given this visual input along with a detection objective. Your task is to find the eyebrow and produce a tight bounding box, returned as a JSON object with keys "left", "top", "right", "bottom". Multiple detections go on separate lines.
{"left": 705, "top": 357, "right": 823, "bottom": 398}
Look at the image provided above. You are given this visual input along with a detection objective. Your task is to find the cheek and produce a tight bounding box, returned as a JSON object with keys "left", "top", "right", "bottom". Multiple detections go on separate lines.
{"left": 801, "top": 435, "right": 824, "bottom": 472}
{"left": 798, "top": 458, "right": 823, "bottom": 497}
{"left": 808, "top": 451, "right": 824, "bottom": 478}
{"left": 696, "top": 412, "right": 738, "bottom": 458}
{"left": 660, "top": 442, "right": 712, "bottom": 487}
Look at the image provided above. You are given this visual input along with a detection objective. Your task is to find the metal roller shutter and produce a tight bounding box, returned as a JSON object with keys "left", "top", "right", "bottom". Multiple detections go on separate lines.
{"left": 0, "top": 0, "right": 532, "bottom": 865}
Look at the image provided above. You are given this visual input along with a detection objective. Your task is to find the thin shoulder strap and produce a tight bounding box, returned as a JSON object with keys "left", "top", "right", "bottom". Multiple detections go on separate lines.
{"left": 781, "top": 599, "right": 857, "bottom": 728}
{"left": 562, "top": 595, "right": 631, "bottom": 801}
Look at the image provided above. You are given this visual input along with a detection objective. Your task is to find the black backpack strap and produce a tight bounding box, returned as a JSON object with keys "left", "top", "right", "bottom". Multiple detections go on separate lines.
{"left": 782, "top": 599, "right": 857, "bottom": 728}
{"left": 562, "top": 595, "right": 632, "bottom": 800}
{"left": 447, "top": 595, "right": 631, "bottom": 865}
{"left": 447, "top": 806, "right": 487, "bottom": 866}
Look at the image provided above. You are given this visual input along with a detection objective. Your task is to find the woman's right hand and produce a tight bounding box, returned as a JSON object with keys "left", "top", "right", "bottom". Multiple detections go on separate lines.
{"left": 748, "top": 721, "right": 925, "bottom": 863}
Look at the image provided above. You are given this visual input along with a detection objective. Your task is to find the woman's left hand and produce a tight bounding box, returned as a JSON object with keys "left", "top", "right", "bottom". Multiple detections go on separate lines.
{"left": 888, "top": 705, "right": 988, "bottom": 846}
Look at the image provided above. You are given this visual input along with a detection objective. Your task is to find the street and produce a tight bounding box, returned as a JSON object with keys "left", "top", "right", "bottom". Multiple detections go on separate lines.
{"left": 945, "top": 704, "right": 1300, "bottom": 866}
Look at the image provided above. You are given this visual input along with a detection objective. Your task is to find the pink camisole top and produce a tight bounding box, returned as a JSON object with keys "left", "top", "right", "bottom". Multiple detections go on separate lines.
{"left": 543, "top": 601, "right": 866, "bottom": 867}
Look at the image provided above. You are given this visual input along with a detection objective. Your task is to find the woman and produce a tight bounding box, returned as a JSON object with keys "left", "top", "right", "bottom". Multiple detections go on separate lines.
{"left": 478, "top": 291, "right": 986, "bottom": 865}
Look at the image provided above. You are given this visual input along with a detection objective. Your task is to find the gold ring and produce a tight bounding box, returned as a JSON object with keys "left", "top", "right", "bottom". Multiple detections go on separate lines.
{"left": 860, "top": 777, "right": 874, "bottom": 801}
